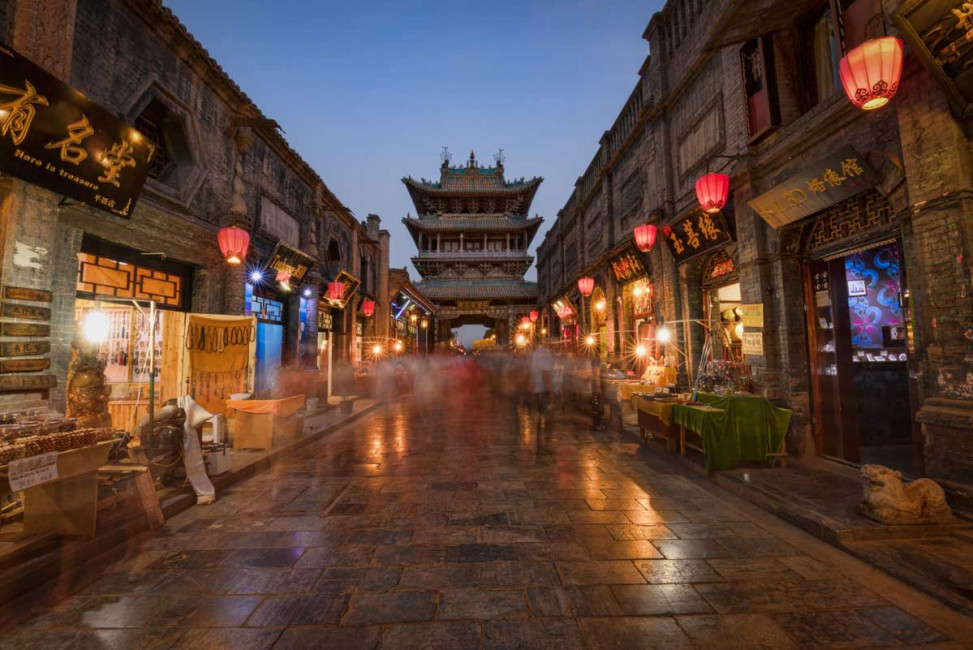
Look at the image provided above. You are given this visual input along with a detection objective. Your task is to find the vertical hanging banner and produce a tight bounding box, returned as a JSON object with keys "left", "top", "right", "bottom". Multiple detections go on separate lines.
{"left": 0, "top": 42, "right": 154, "bottom": 217}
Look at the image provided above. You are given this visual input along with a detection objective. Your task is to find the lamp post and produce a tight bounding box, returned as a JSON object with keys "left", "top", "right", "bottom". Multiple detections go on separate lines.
{"left": 578, "top": 276, "right": 594, "bottom": 353}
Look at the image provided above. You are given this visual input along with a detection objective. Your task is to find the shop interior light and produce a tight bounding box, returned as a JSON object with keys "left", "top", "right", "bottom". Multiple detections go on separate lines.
{"left": 578, "top": 276, "right": 594, "bottom": 297}
{"left": 372, "top": 344, "right": 383, "bottom": 356}
{"left": 633, "top": 223, "right": 657, "bottom": 253}
{"left": 393, "top": 340, "right": 403, "bottom": 352}
{"left": 409, "top": 312, "right": 418, "bottom": 323}
{"left": 515, "top": 333, "right": 526, "bottom": 346}
{"left": 218, "top": 225, "right": 250, "bottom": 265}
{"left": 695, "top": 172, "right": 729, "bottom": 214}
{"left": 595, "top": 300, "right": 606, "bottom": 312}
{"left": 81, "top": 306, "right": 111, "bottom": 344}
{"left": 657, "top": 327, "right": 671, "bottom": 343}
{"left": 541, "top": 328, "right": 547, "bottom": 335}
{"left": 735, "top": 322, "right": 744, "bottom": 339}
{"left": 839, "top": 36, "right": 903, "bottom": 110}
{"left": 633, "top": 286, "right": 643, "bottom": 297}
{"left": 585, "top": 335, "right": 596, "bottom": 346}
{"left": 636, "top": 344, "right": 647, "bottom": 357}
{"left": 420, "top": 318, "right": 428, "bottom": 328}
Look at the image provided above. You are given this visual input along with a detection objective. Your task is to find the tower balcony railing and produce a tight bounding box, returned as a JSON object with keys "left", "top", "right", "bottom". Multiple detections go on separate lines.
{"left": 414, "top": 250, "right": 530, "bottom": 258}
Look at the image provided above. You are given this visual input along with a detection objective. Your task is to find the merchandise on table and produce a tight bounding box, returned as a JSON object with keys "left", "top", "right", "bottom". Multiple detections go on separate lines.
{"left": 0, "top": 412, "right": 119, "bottom": 464}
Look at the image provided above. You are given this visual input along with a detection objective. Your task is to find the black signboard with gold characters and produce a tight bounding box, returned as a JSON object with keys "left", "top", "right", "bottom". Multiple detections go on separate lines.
{"left": 662, "top": 209, "right": 732, "bottom": 265}
{"left": 894, "top": 0, "right": 973, "bottom": 121}
{"left": 749, "top": 146, "right": 879, "bottom": 229}
{"left": 267, "top": 241, "right": 315, "bottom": 285}
{"left": 608, "top": 244, "right": 648, "bottom": 284}
{"left": 0, "top": 42, "right": 154, "bottom": 217}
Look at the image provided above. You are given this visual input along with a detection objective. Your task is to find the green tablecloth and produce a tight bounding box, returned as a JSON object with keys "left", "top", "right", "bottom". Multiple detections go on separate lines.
{"left": 672, "top": 393, "right": 792, "bottom": 473}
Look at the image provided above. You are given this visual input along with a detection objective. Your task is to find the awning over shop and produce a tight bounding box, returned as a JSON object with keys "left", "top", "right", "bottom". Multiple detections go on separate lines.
{"left": 702, "top": 0, "right": 808, "bottom": 50}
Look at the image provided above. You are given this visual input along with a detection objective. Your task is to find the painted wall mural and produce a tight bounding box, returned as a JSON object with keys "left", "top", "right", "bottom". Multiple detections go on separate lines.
{"left": 845, "top": 243, "right": 903, "bottom": 349}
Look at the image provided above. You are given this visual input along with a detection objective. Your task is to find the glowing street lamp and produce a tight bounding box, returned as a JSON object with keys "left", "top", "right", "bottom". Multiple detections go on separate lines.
{"left": 585, "top": 335, "right": 596, "bottom": 347}
{"left": 657, "top": 327, "right": 671, "bottom": 343}
{"left": 372, "top": 344, "right": 383, "bottom": 357}
{"left": 393, "top": 340, "right": 403, "bottom": 353}
{"left": 636, "top": 344, "right": 647, "bottom": 357}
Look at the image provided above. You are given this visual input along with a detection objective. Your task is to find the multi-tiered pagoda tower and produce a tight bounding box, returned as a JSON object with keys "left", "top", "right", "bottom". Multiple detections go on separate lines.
{"left": 403, "top": 150, "right": 542, "bottom": 346}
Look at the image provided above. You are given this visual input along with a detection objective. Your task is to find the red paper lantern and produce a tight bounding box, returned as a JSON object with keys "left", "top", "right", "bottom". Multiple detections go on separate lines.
{"left": 633, "top": 223, "right": 657, "bottom": 252}
{"left": 327, "top": 281, "right": 345, "bottom": 301}
{"left": 839, "top": 36, "right": 903, "bottom": 111}
{"left": 217, "top": 225, "right": 250, "bottom": 264}
{"left": 529, "top": 310, "right": 539, "bottom": 323}
{"left": 695, "top": 173, "right": 729, "bottom": 214}
{"left": 361, "top": 298, "right": 375, "bottom": 317}
{"left": 578, "top": 276, "right": 594, "bottom": 297}
{"left": 521, "top": 316, "right": 531, "bottom": 326}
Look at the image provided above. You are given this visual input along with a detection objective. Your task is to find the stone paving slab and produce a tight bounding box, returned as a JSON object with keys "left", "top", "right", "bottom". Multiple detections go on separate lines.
{"left": 1, "top": 390, "right": 971, "bottom": 649}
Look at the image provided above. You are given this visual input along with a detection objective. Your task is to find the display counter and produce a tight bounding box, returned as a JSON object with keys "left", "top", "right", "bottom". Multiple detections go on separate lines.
{"left": 672, "top": 392, "right": 792, "bottom": 473}
{"left": 226, "top": 395, "right": 306, "bottom": 451}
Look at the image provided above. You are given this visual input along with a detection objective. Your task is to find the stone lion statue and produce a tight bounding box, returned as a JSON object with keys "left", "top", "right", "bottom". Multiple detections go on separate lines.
{"left": 857, "top": 464, "right": 952, "bottom": 525}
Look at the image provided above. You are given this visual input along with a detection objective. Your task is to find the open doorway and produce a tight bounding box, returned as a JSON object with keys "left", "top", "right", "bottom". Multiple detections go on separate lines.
{"left": 805, "top": 240, "right": 918, "bottom": 475}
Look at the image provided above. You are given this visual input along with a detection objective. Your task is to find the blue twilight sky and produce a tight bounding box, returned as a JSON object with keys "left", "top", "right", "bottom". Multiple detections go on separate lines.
{"left": 164, "top": 0, "right": 660, "bottom": 343}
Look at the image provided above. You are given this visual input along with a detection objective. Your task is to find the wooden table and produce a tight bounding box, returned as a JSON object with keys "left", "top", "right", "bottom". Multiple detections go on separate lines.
{"left": 0, "top": 440, "right": 113, "bottom": 539}
{"left": 227, "top": 395, "right": 306, "bottom": 451}
{"left": 632, "top": 395, "right": 682, "bottom": 452}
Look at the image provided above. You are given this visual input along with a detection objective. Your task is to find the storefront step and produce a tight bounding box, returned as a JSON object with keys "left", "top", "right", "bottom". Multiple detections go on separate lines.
{"left": 0, "top": 398, "right": 382, "bottom": 618}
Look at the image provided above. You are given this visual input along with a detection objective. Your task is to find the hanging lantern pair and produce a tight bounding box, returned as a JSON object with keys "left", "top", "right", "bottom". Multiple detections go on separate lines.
{"left": 218, "top": 225, "right": 250, "bottom": 265}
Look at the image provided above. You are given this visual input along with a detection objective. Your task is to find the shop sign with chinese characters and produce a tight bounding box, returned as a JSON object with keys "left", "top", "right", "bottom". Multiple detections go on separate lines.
{"left": 662, "top": 210, "right": 732, "bottom": 264}
{"left": 267, "top": 241, "right": 315, "bottom": 285}
{"left": 749, "top": 146, "right": 879, "bottom": 228}
{"left": 742, "top": 331, "right": 764, "bottom": 357}
{"left": 0, "top": 42, "right": 154, "bottom": 217}
{"left": 741, "top": 303, "right": 764, "bottom": 328}
{"left": 608, "top": 245, "right": 648, "bottom": 284}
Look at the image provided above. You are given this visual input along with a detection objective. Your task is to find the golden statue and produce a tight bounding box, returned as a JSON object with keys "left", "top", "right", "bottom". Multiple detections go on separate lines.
{"left": 66, "top": 340, "right": 112, "bottom": 428}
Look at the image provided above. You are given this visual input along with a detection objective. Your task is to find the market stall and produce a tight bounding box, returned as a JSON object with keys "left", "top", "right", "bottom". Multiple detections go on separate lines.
{"left": 226, "top": 394, "right": 306, "bottom": 451}
{"left": 0, "top": 414, "right": 119, "bottom": 538}
{"left": 672, "top": 392, "right": 792, "bottom": 473}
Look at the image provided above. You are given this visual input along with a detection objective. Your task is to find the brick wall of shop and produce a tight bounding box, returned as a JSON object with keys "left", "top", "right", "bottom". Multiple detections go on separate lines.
{"left": 0, "top": 0, "right": 373, "bottom": 413}
{"left": 536, "top": 0, "right": 973, "bottom": 486}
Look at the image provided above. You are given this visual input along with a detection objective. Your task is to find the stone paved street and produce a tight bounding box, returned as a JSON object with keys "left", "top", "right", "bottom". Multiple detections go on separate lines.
{"left": 1, "top": 387, "right": 971, "bottom": 649}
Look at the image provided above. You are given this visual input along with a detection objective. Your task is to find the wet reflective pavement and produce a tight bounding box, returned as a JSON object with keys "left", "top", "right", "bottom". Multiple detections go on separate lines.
{"left": 1, "top": 386, "right": 970, "bottom": 649}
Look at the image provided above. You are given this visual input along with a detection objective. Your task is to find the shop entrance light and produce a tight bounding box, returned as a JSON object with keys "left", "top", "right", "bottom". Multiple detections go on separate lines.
{"left": 839, "top": 36, "right": 903, "bottom": 110}
{"left": 327, "top": 281, "right": 345, "bottom": 301}
{"left": 577, "top": 276, "right": 594, "bottom": 297}
{"left": 81, "top": 306, "right": 111, "bottom": 344}
{"left": 695, "top": 173, "right": 729, "bottom": 214}
{"left": 218, "top": 225, "right": 250, "bottom": 265}
{"left": 633, "top": 223, "right": 657, "bottom": 252}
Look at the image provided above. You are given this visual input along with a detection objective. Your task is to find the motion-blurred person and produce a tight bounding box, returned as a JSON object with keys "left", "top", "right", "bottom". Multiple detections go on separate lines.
{"left": 529, "top": 344, "right": 554, "bottom": 411}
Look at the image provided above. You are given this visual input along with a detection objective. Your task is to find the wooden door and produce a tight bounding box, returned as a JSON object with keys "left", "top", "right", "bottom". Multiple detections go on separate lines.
{"left": 805, "top": 259, "right": 860, "bottom": 461}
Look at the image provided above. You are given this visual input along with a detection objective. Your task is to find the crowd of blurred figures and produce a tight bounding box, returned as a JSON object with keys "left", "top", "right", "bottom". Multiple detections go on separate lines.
{"left": 344, "top": 347, "right": 598, "bottom": 414}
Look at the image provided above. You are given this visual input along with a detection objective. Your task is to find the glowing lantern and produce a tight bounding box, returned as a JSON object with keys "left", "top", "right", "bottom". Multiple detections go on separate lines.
{"left": 217, "top": 225, "right": 250, "bottom": 264}
{"left": 695, "top": 173, "right": 729, "bottom": 214}
{"left": 327, "top": 281, "right": 345, "bottom": 301}
{"left": 276, "top": 271, "right": 292, "bottom": 292}
{"left": 361, "top": 298, "right": 375, "bottom": 317}
{"left": 839, "top": 36, "right": 903, "bottom": 111}
{"left": 633, "top": 223, "right": 657, "bottom": 252}
{"left": 529, "top": 311, "right": 539, "bottom": 323}
{"left": 578, "top": 276, "right": 594, "bottom": 297}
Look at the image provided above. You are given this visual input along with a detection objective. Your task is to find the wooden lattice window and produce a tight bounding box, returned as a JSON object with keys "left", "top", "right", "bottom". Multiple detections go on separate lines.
{"left": 134, "top": 104, "right": 170, "bottom": 180}
{"left": 76, "top": 253, "right": 183, "bottom": 307}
